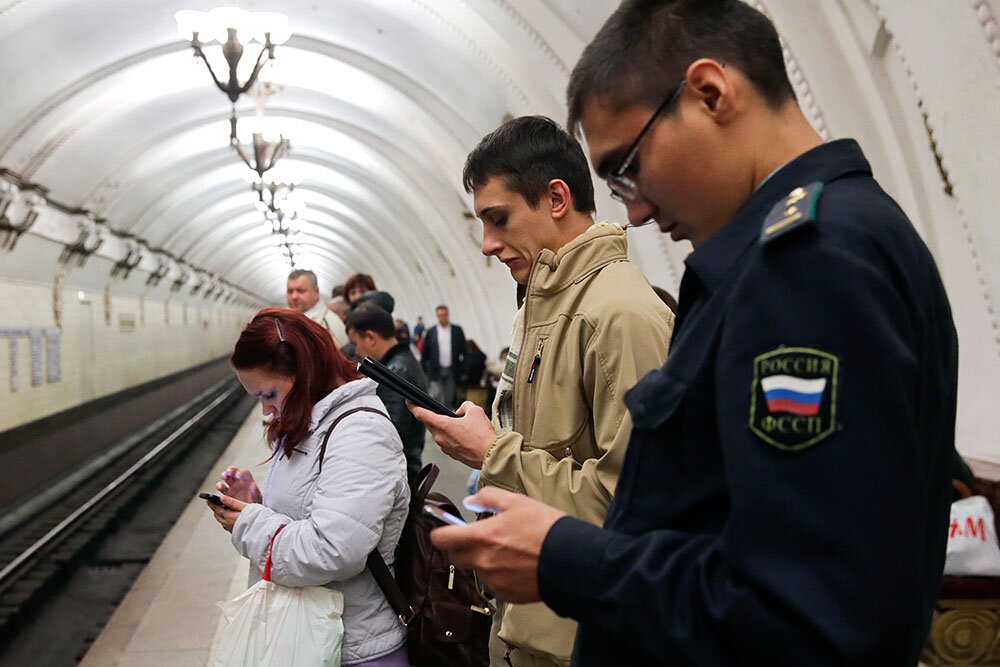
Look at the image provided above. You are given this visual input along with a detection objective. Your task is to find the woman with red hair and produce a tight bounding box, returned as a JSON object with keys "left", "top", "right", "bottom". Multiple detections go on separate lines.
{"left": 208, "top": 307, "right": 410, "bottom": 667}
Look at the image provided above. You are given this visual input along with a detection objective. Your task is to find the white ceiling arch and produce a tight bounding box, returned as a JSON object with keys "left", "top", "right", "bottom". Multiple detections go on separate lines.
{"left": 0, "top": 0, "right": 617, "bottom": 351}
{"left": 4, "top": 0, "right": 997, "bottom": 445}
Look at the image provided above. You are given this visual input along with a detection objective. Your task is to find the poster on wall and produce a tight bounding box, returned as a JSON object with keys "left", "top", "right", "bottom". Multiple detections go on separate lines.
{"left": 1, "top": 328, "right": 62, "bottom": 391}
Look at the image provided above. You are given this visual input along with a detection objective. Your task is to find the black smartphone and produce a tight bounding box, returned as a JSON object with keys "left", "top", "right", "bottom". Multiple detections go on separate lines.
{"left": 357, "top": 356, "right": 459, "bottom": 418}
{"left": 199, "top": 492, "right": 225, "bottom": 507}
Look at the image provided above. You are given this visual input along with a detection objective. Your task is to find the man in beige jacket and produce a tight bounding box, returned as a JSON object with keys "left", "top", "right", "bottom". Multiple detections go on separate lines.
{"left": 411, "top": 116, "right": 673, "bottom": 666}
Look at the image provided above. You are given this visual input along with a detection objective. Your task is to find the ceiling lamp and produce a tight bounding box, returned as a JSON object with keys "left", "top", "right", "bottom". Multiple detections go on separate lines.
{"left": 230, "top": 113, "right": 290, "bottom": 184}
{"left": 175, "top": 8, "right": 291, "bottom": 104}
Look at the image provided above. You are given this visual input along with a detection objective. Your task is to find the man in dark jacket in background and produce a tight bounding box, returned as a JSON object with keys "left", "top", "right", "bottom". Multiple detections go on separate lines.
{"left": 420, "top": 304, "right": 466, "bottom": 409}
{"left": 346, "top": 304, "right": 427, "bottom": 481}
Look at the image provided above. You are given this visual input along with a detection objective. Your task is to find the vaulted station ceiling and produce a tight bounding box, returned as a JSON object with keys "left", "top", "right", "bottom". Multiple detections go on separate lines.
{"left": 3, "top": 0, "right": 1000, "bottom": 463}
{"left": 0, "top": 0, "right": 625, "bottom": 342}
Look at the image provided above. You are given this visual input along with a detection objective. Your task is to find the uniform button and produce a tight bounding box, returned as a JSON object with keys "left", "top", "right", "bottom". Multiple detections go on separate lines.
{"left": 564, "top": 447, "right": 573, "bottom": 458}
{"left": 445, "top": 630, "right": 453, "bottom": 638}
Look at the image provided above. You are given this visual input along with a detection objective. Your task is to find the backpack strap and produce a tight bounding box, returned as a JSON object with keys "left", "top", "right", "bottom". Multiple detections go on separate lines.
{"left": 367, "top": 550, "right": 416, "bottom": 626}
{"left": 316, "top": 406, "right": 389, "bottom": 473}
{"left": 316, "top": 405, "right": 416, "bottom": 626}
{"left": 410, "top": 461, "right": 440, "bottom": 513}
{"left": 368, "top": 462, "right": 443, "bottom": 627}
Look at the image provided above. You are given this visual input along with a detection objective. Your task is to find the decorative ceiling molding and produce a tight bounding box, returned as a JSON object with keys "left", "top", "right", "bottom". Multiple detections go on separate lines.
{"left": 969, "top": 0, "right": 1000, "bottom": 63}
{"left": 869, "top": 0, "right": 1000, "bottom": 357}
{"left": 486, "top": 0, "right": 570, "bottom": 75}
{"left": 0, "top": 0, "right": 32, "bottom": 20}
{"left": 755, "top": 1, "right": 831, "bottom": 141}
{"left": 407, "top": 0, "right": 532, "bottom": 114}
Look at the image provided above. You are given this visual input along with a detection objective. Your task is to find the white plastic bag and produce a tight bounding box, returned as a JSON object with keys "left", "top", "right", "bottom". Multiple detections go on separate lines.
{"left": 214, "top": 527, "right": 345, "bottom": 667}
{"left": 943, "top": 495, "right": 1000, "bottom": 577}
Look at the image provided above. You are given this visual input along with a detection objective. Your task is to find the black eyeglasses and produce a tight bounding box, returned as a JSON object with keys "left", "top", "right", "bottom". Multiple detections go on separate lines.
{"left": 607, "top": 79, "right": 687, "bottom": 203}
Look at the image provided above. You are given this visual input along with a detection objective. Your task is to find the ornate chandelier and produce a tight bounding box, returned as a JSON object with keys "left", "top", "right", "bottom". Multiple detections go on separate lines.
{"left": 175, "top": 8, "right": 290, "bottom": 104}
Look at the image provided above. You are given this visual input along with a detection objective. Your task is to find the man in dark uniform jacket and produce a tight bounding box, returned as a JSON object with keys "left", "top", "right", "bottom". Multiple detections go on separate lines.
{"left": 428, "top": 1, "right": 959, "bottom": 665}
{"left": 345, "top": 303, "right": 428, "bottom": 482}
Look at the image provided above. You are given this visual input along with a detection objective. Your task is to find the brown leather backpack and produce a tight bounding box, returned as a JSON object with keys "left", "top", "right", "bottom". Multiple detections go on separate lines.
{"left": 369, "top": 463, "right": 492, "bottom": 667}
{"left": 319, "top": 409, "right": 491, "bottom": 666}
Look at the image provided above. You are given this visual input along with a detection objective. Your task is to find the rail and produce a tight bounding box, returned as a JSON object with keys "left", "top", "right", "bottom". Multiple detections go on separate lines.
{"left": 0, "top": 380, "right": 241, "bottom": 592}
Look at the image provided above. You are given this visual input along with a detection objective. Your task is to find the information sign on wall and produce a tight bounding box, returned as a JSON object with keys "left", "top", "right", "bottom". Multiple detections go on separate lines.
{"left": 0, "top": 328, "right": 62, "bottom": 391}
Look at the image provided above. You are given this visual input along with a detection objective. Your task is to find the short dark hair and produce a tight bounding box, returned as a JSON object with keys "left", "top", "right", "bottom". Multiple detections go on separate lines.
{"left": 567, "top": 0, "right": 795, "bottom": 135}
{"left": 436, "top": 304, "right": 448, "bottom": 312}
{"left": 288, "top": 269, "right": 318, "bottom": 290}
{"left": 463, "top": 116, "right": 596, "bottom": 214}
{"left": 345, "top": 303, "right": 396, "bottom": 339}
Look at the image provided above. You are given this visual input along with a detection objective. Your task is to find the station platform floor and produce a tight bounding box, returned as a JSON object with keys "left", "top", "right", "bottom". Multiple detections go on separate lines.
{"left": 80, "top": 408, "right": 473, "bottom": 667}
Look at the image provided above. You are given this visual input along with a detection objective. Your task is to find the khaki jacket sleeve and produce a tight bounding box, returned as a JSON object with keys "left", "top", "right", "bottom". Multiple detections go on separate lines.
{"left": 479, "top": 306, "right": 673, "bottom": 525}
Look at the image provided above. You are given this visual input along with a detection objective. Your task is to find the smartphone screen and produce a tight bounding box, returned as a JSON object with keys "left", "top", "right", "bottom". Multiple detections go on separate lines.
{"left": 423, "top": 504, "right": 467, "bottom": 527}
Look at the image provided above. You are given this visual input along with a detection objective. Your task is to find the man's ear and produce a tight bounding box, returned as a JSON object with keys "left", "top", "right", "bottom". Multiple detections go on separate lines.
{"left": 685, "top": 59, "right": 736, "bottom": 124}
{"left": 548, "top": 179, "right": 572, "bottom": 220}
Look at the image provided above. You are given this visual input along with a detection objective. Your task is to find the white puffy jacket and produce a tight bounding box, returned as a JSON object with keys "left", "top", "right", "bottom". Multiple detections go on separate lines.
{"left": 231, "top": 378, "right": 410, "bottom": 664}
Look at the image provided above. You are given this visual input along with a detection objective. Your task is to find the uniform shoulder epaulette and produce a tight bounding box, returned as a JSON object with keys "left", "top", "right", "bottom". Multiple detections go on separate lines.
{"left": 760, "top": 182, "right": 824, "bottom": 244}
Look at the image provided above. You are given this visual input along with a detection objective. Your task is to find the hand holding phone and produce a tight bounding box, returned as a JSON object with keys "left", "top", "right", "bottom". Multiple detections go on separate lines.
{"left": 358, "top": 356, "right": 459, "bottom": 418}
{"left": 423, "top": 504, "right": 468, "bottom": 527}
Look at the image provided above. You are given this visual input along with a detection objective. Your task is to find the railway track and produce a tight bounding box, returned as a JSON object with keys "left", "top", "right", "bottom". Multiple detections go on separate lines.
{"left": 0, "top": 377, "right": 253, "bottom": 662}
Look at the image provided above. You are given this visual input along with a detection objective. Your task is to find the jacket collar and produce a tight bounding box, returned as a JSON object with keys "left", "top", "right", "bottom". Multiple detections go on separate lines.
{"left": 684, "top": 139, "right": 871, "bottom": 293}
{"left": 530, "top": 222, "right": 628, "bottom": 296}
{"left": 308, "top": 377, "right": 378, "bottom": 431}
{"left": 379, "top": 341, "right": 410, "bottom": 365}
{"left": 304, "top": 300, "right": 328, "bottom": 322}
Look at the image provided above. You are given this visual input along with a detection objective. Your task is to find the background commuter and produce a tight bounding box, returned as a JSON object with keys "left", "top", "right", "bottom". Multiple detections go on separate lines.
{"left": 459, "top": 339, "right": 487, "bottom": 408}
{"left": 411, "top": 116, "right": 673, "bottom": 666}
{"left": 394, "top": 318, "right": 421, "bottom": 362}
{"left": 343, "top": 272, "right": 397, "bottom": 316}
{"left": 428, "top": 2, "right": 960, "bottom": 665}
{"left": 208, "top": 307, "right": 410, "bottom": 666}
{"left": 328, "top": 295, "right": 350, "bottom": 322}
{"left": 286, "top": 269, "right": 347, "bottom": 347}
{"left": 484, "top": 347, "right": 509, "bottom": 420}
{"left": 413, "top": 316, "right": 426, "bottom": 347}
{"left": 420, "top": 305, "right": 466, "bottom": 409}
{"left": 344, "top": 273, "right": 377, "bottom": 305}
{"left": 346, "top": 304, "right": 428, "bottom": 483}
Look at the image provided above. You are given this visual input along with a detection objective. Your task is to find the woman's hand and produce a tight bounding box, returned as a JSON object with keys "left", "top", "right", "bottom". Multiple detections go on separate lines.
{"left": 207, "top": 495, "right": 247, "bottom": 533}
{"left": 217, "top": 467, "right": 262, "bottom": 504}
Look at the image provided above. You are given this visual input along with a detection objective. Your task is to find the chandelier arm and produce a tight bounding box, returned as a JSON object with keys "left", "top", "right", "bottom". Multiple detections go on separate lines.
{"left": 238, "top": 45, "right": 273, "bottom": 97}
{"left": 231, "top": 141, "right": 256, "bottom": 172}
{"left": 192, "top": 43, "right": 231, "bottom": 97}
{"left": 266, "top": 141, "right": 289, "bottom": 172}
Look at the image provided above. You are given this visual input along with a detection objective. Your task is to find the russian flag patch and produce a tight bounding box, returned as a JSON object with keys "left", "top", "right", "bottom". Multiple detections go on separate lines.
{"left": 760, "top": 375, "right": 826, "bottom": 416}
{"left": 750, "top": 347, "right": 839, "bottom": 451}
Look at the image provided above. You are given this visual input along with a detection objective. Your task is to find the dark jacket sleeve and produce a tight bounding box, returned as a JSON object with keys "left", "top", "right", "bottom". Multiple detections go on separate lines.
{"left": 421, "top": 328, "right": 436, "bottom": 376}
{"left": 538, "top": 230, "right": 954, "bottom": 664}
{"left": 378, "top": 377, "right": 410, "bottom": 443}
{"left": 453, "top": 325, "right": 467, "bottom": 371}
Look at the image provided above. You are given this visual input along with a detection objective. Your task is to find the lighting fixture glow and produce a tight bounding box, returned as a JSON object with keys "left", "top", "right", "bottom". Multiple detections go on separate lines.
{"left": 175, "top": 7, "right": 290, "bottom": 103}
